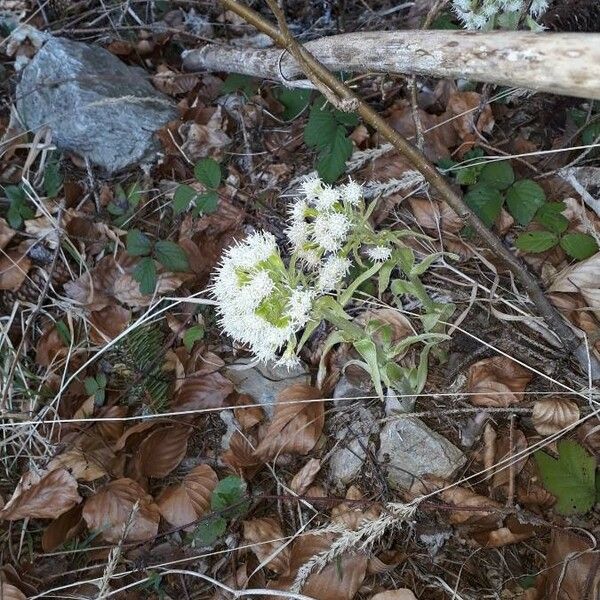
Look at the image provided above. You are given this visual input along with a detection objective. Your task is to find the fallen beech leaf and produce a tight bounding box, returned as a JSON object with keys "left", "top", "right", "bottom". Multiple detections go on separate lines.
{"left": 357, "top": 308, "right": 413, "bottom": 346}
{"left": 96, "top": 405, "right": 128, "bottom": 442}
{"left": 243, "top": 517, "right": 290, "bottom": 574}
{"left": 113, "top": 420, "right": 168, "bottom": 452}
{"left": 0, "top": 249, "right": 31, "bottom": 291}
{"left": 35, "top": 325, "right": 67, "bottom": 367}
{"left": 254, "top": 385, "right": 324, "bottom": 461}
{"left": 541, "top": 529, "right": 600, "bottom": 599}
{"left": 134, "top": 425, "right": 192, "bottom": 479}
{"left": 467, "top": 356, "right": 533, "bottom": 407}
{"left": 222, "top": 430, "right": 263, "bottom": 479}
{"left": 82, "top": 478, "right": 160, "bottom": 543}
{"left": 491, "top": 428, "right": 528, "bottom": 491}
{"left": 152, "top": 65, "right": 198, "bottom": 95}
{"left": 89, "top": 305, "right": 131, "bottom": 345}
{"left": 173, "top": 370, "right": 234, "bottom": 411}
{"left": 234, "top": 394, "right": 265, "bottom": 430}
{"left": 370, "top": 591, "right": 417, "bottom": 600}
{"left": 444, "top": 91, "right": 494, "bottom": 142}
{"left": 179, "top": 107, "right": 232, "bottom": 161}
{"left": 532, "top": 397, "right": 580, "bottom": 436}
{"left": 1, "top": 468, "right": 81, "bottom": 520}
{"left": 0, "top": 581, "right": 26, "bottom": 600}
{"left": 0, "top": 218, "right": 15, "bottom": 250}
{"left": 331, "top": 486, "right": 380, "bottom": 530}
{"left": 408, "top": 197, "right": 463, "bottom": 234}
{"left": 48, "top": 434, "right": 117, "bottom": 481}
{"left": 42, "top": 505, "right": 84, "bottom": 551}
{"left": 549, "top": 252, "right": 600, "bottom": 293}
{"left": 290, "top": 459, "right": 321, "bottom": 495}
{"left": 366, "top": 550, "right": 406, "bottom": 574}
{"left": 112, "top": 270, "right": 184, "bottom": 307}
{"left": 157, "top": 464, "right": 218, "bottom": 529}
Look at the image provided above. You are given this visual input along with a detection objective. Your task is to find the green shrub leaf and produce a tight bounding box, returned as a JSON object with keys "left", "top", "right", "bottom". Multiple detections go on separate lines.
{"left": 126, "top": 229, "right": 152, "bottom": 256}
{"left": 506, "top": 179, "right": 546, "bottom": 226}
{"left": 211, "top": 476, "right": 250, "bottom": 518}
{"left": 173, "top": 184, "right": 198, "bottom": 215}
{"left": 304, "top": 103, "right": 338, "bottom": 149}
{"left": 515, "top": 231, "right": 558, "bottom": 253}
{"left": 275, "top": 87, "right": 311, "bottom": 120}
{"left": 316, "top": 124, "right": 353, "bottom": 183}
{"left": 183, "top": 325, "right": 205, "bottom": 352}
{"left": 194, "top": 158, "right": 221, "bottom": 189}
{"left": 43, "top": 161, "right": 63, "bottom": 198}
{"left": 560, "top": 232, "right": 599, "bottom": 260}
{"left": 464, "top": 184, "right": 504, "bottom": 227}
{"left": 133, "top": 257, "right": 157, "bottom": 295}
{"left": 535, "top": 202, "right": 568, "bottom": 234}
{"left": 535, "top": 440, "right": 597, "bottom": 515}
{"left": 193, "top": 515, "right": 227, "bottom": 546}
{"left": 478, "top": 161, "right": 514, "bottom": 190}
{"left": 154, "top": 241, "right": 189, "bottom": 272}
{"left": 194, "top": 191, "right": 219, "bottom": 215}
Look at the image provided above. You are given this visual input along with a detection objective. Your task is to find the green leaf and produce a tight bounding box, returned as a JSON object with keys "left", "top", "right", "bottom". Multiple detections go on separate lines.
{"left": 126, "top": 182, "right": 142, "bottom": 208}
{"left": 7, "top": 200, "right": 23, "bottom": 229}
{"left": 535, "top": 440, "right": 597, "bottom": 515}
{"left": 275, "top": 87, "right": 311, "bottom": 120}
{"left": 353, "top": 337, "right": 384, "bottom": 400}
{"left": 56, "top": 321, "right": 71, "bottom": 345}
{"left": 4, "top": 185, "right": 25, "bottom": 203}
{"left": 431, "top": 11, "right": 460, "bottom": 29}
{"left": 582, "top": 121, "right": 600, "bottom": 146}
{"left": 84, "top": 376, "right": 99, "bottom": 396}
{"left": 194, "top": 191, "right": 219, "bottom": 215}
{"left": 211, "top": 476, "right": 249, "bottom": 518}
{"left": 127, "top": 229, "right": 152, "bottom": 256}
{"left": 304, "top": 103, "right": 338, "bottom": 149}
{"left": 194, "top": 158, "right": 221, "bottom": 189}
{"left": 332, "top": 108, "right": 359, "bottom": 128}
{"left": 455, "top": 166, "right": 480, "bottom": 186}
{"left": 535, "top": 202, "right": 568, "bottom": 234}
{"left": 172, "top": 184, "right": 198, "bottom": 215}
{"left": 515, "top": 231, "right": 559, "bottom": 253}
{"left": 560, "top": 233, "right": 599, "bottom": 260}
{"left": 193, "top": 515, "right": 227, "bottom": 546}
{"left": 221, "top": 73, "right": 258, "bottom": 97}
{"left": 316, "top": 124, "right": 353, "bottom": 183}
{"left": 464, "top": 184, "right": 504, "bottom": 227}
{"left": 133, "top": 257, "right": 157, "bottom": 295}
{"left": 154, "top": 241, "right": 189, "bottom": 272}
{"left": 183, "top": 325, "right": 205, "bottom": 352}
{"left": 43, "top": 162, "right": 63, "bottom": 198}
{"left": 506, "top": 179, "right": 546, "bottom": 226}
{"left": 478, "top": 161, "right": 514, "bottom": 190}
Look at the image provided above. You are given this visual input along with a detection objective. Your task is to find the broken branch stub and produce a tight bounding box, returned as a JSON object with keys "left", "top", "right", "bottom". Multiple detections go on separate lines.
{"left": 183, "top": 31, "right": 600, "bottom": 101}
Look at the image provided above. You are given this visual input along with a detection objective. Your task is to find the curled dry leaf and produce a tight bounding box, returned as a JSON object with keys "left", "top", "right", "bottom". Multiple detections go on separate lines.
{"left": 89, "top": 305, "right": 131, "bottom": 345}
{"left": 222, "top": 430, "right": 263, "bottom": 479}
{"left": 331, "top": 486, "right": 381, "bottom": 530}
{"left": 370, "top": 591, "right": 417, "bottom": 600}
{"left": 157, "top": 464, "right": 218, "bottom": 530}
{"left": 0, "top": 218, "right": 15, "bottom": 250}
{"left": 179, "top": 107, "right": 232, "bottom": 161}
{"left": 467, "top": 356, "right": 533, "bottom": 407}
{"left": 243, "top": 517, "right": 291, "bottom": 574}
{"left": 0, "top": 249, "right": 31, "bottom": 291}
{"left": 357, "top": 308, "right": 413, "bottom": 346}
{"left": 0, "top": 582, "right": 26, "bottom": 600}
{"left": 254, "top": 384, "right": 324, "bottom": 461}
{"left": 532, "top": 397, "right": 580, "bottom": 436}
{"left": 35, "top": 324, "right": 67, "bottom": 367}
{"left": 152, "top": 64, "right": 198, "bottom": 95}
{"left": 549, "top": 252, "right": 600, "bottom": 293}
{"left": 367, "top": 550, "right": 406, "bottom": 575}
{"left": 42, "top": 505, "right": 84, "bottom": 551}
{"left": 408, "top": 197, "right": 463, "bottom": 235}
{"left": 491, "top": 428, "right": 528, "bottom": 491}
{"left": 113, "top": 418, "right": 172, "bottom": 452}
{"left": 82, "top": 478, "right": 160, "bottom": 543}
{"left": 173, "top": 370, "right": 234, "bottom": 411}
{"left": 0, "top": 468, "right": 81, "bottom": 521}
{"left": 290, "top": 458, "right": 321, "bottom": 495}
{"left": 234, "top": 393, "right": 265, "bottom": 430}
{"left": 134, "top": 424, "right": 192, "bottom": 479}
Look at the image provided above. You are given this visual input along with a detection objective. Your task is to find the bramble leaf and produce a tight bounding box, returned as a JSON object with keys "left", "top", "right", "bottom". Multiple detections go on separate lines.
{"left": 560, "top": 233, "right": 599, "bottom": 260}
{"left": 464, "top": 184, "right": 504, "bottom": 227}
{"left": 133, "top": 257, "right": 157, "bottom": 295}
{"left": 478, "top": 160, "right": 514, "bottom": 190}
{"left": 515, "top": 231, "right": 559, "bottom": 253}
{"left": 154, "top": 241, "right": 189, "bottom": 272}
{"left": 194, "top": 158, "right": 221, "bottom": 189}
{"left": 506, "top": 179, "right": 546, "bottom": 226}
{"left": 127, "top": 229, "right": 152, "bottom": 256}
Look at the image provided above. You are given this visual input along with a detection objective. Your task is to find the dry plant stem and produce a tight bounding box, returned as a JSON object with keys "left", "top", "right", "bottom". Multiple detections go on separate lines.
{"left": 183, "top": 30, "right": 600, "bottom": 101}
{"left": 218, "top": 0, "right": 598, "bottom": 378}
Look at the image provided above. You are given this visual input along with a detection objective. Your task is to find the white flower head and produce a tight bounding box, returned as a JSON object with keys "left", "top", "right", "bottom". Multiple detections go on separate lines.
{"left": 341, "top": 180, "right": 363, "bottom": 206}
{"left": 318, "top": 255, "right": 351, "bottom": 291}
{"left": 314, "top": 186, "right": 340, "bottom": 211}
{"left": 529, "top": 0, "right": 548, "bottom": 16}
{"left": 298, "top": 248, "right": 321, "bottom": 268}
{"left": 301, "top": 175, "right": 323, "bottom": 200}
{"left": 286, "top": 220, "right": 308, "bottom": 251}
{"left": 366, "top": 245, "right": 392, "bottom": 263}
{"left": 287, "top": 288, "right": 314, "bottom": 328}
{"left": 313, "top": 211, "right": 350, "bottom": 253}
{"left": 225, "top": 231, "right": 277, "bottom": 269}
{"left": 290, "top": 198, "right": 308, "bottom": 224}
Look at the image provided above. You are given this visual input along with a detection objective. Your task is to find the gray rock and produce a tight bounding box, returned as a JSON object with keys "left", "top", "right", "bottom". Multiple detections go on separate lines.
{"left": 332, "top": 374, "right": 372, "bottom": 408}
{"left": 378, "top": 417, "right": 465, "bottom": 490}
{"left": 17, "top": 37, "right": 177, "bottom": 173}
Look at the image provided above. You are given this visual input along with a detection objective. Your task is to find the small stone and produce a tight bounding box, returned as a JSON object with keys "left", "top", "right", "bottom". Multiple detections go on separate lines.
{"left": 378, "top": 417, "right": 465, "bottom": 490}
{"left": 17, "top": 36, "right": 177, "bottom": 173}
{"left": 332, "top": 374, "right": 372, "bottom": 408}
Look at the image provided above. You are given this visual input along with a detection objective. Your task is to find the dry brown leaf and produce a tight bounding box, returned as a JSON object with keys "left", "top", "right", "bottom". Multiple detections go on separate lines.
{"left": 491, "top": 428, "right": 528, "bottom": 491}
{"left": 290, "top": 459, "right": 321, "bottom": 495}
{"left": 243, "top": 517, "right": 290, "bottom": 574}
{"left": 367, "top": 550, "right": 406, "bottom": 574}
{"left": 113, "top": 419, "right": 170, "bottom": 452}
{"left": 173, "top": 370, "right": 234, "bottom": 411}
{"left": 82, "top": 478, "right": 160, "bottom": 543}
{"left": 157, "top": 464, "right": 218, "bottom": 529}
{"left": 89, "top": 305, "right": 131, "bottom": 345}
{"left": 134, "top": 425, "right": 192, "bottom": 479}
{"left": 96, "top": 405, "right": 128, "bottom": 442}
{"left": 331, "top": 486, "right": 381, "bottom": 530}
{"left": 222, "top": 430, "right": 264, "bottom": 479}
{"left": 0, "top": 249, "right": 31, "bottom": 291}
{"left": 112, "top": 269, "right": 185, "bottom": 307}
{"left": 540, "top": 529, "right": 600, "bottom": 600}
{"left": 152, "top": 64, "right": 198, "bottom": 95}
{"left": 179, "top": 107, "right": 232, "bottom": 161}
{"left": 444, "top": 91, "right": 495, "bottom": 142}
{"left": 467, "top": 356, "right": 533, "bottom": 407}
{"left": 0, "top": 218, "right": 15, "bottom": 251}
{"left": 370, "top": 591, "right": 417, "bottom": 600}
{"left": 42, "top": 505, "right": 84, "bottom": 551}
{"left": 532, "top": 398, "right": 580, "bottom": 436}
{"left": 356, "top": 308, "right": 413, "bottom": 346}
{"left": 483, "top": 526, "right": 533, "bottom": 548}
{"left": 48, "top": 435, "right": 117, "bottom": 482}
{"left": 0, "top": 581, "right": 26, "bottom": 600}
{"left": 254, "top": 385, "right": 324, "bottom": 461}
{"left": 549, "top": 252, "right": 600, "bottom": 294}
{"left": 234, "top": 394, "right": 265, "bottom": 430}
{"left": 0, "top": 468, "right": 81, "bottom": 521}
{"left": 408, "top": 197, "right": 463, "bottom": 234}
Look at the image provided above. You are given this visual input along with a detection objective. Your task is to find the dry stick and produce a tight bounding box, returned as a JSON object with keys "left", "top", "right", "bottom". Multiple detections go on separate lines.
{"left": 219, "top": 0, "right": 599, "bottom": 378}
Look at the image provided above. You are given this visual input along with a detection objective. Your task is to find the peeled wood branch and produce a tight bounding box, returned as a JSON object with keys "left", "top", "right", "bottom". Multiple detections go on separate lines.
{"left": 183, "top": 30, "right": 600, "bottom": 101}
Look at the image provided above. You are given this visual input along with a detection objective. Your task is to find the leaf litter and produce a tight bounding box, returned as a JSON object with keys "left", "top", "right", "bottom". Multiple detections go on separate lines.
{"left": 0, "top": 2, "right": 599, "bottom": 600}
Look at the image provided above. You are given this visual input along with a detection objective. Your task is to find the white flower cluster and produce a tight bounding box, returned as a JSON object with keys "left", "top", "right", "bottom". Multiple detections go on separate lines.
{"left": 452, "top": 0, "right": 548, "bottom": 29}
{"left": 211, "top": 232, "right": 313, "bottom": 364}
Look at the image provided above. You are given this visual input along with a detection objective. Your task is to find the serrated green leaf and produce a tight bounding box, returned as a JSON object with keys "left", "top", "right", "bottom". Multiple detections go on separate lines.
{"left": 4, "top": 185, "right": 25, "bottom": 203}
{"left": 535, "top": 440, "right": 597, "bottom": 515}
{"left": 194, "top": 158, "right": 221, "bottom": 189}
{"left": 172, "top": 184, "right": 198, "bottom": 215}
{"left": 304, "top": 103, "right": 338, "bottom": 149}
{"left": 515, "top": 231, "right": 559, "bottom": 253}
{"left": 133, "top": 257, "right": 157, "bottom": 295}
{"left": 464, "top": 184, "right": 504, "bottom": 227}
{"left": 127, "top": 229, "right": 152, "bottom": 256}
{"left": 332, "top": 108, "right": 359, "bottom": 127}
{"left": 211, "top": 476, "right": 249, "bottom": 518}
{"left": 193, "top": 515, "right": 227, "bottom": 546}
{"left": 43, "top": 162, "right": 63, "bottom": 198}
{"left": 560, "top": 233, "right": 599, "bottom": 260}
{"left": 7, "top": 200, "right": 23, "bottom": 229}
{"left": 506, "top": 179, "right": 546, "bottom": 226}
{"left": 316, "top": 124, "right": 353, "bottom": 183}
{"left": 126, "top": 182, "right": 142, "bottom": 208}
{"left": 275, "top": 87, "right": 311, "bottom": 120}
{"left": 183, "top": 325, "right": 204, "bottom": 352}
{"left": 221, "top": 73, "right": 258, "bottom": 97}
{"left": 455, "top": 166, "right": 480, "bottom": 186}
{"left": 535, "top": 202, "right": 568, "bottom": 234}
{"left": 479, "top": 161, "right": 514, "bottom": 190}
{"left": 154, "top": 241, "right": 189, "bottom": 272}
{"left": 194, "top": 191, "right": 218, "bottom": 215}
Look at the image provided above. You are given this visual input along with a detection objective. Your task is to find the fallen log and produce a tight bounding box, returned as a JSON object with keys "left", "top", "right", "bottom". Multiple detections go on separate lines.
{"left": 183, "top": 30, "right": 600, "bottom": 100}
